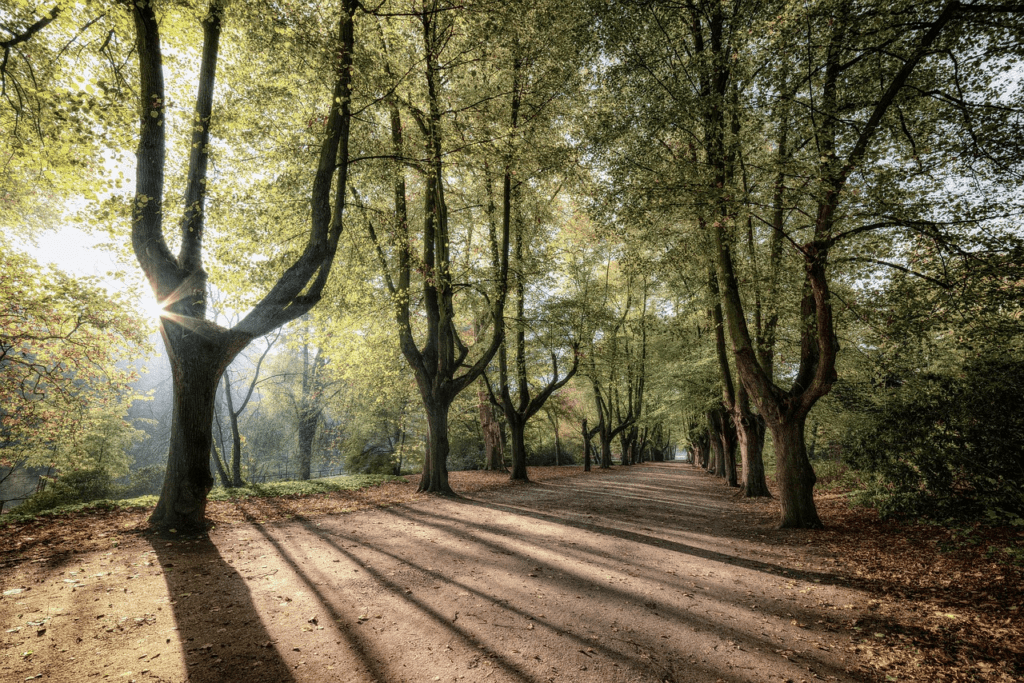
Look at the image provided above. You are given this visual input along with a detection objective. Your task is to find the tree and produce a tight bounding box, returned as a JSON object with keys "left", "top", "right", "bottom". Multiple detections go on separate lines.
{"left": 127, "top": 0, "right": 358, "bottom": 530}
{"left": 0, "top": 248, "right": 148, "bottom": 496}
{"left": 360, "top": 0, "right": 516, "bottom": 494}
{"left": 211, "top": 331, "right": 279, "bottom": 487}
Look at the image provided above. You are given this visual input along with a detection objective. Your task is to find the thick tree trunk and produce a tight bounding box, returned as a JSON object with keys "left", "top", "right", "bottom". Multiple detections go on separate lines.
{"left": 419, "top": 399, "right": 454, "bottom": 494}
{"left": 508, "top": 416, "right": 528, "bottom": 481}
{"left": 770, "top": 414, "right": 822, "bottom": 529}
{"left": 296, "top": 410, "right": 318, "bottom": 480}
{"left": 736, "top": 410, "right": 771, "bottom": 497}
{"left": 150, "top": 330, "right": 234, "bottom": 531}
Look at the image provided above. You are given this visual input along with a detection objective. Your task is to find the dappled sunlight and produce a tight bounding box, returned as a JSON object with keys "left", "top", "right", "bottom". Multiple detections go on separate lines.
{"left": 0, "top": 467, "right": 886, "bottom": 682}
{"left": 217, "top": 467, "right": 868, "bottom": 682}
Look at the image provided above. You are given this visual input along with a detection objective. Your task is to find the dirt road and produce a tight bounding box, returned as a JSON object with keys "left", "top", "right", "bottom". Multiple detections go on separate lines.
{"left": 1, "top": 464, "right": 881, "bottom": 682}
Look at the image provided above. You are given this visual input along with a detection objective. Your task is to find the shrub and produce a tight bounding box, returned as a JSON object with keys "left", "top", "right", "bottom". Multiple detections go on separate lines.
{"left": 19, "top": 468, "right": 122, "bottom": 514}
{"left": 123, "top": 465, "right": 165, "bottom": 498}
{"left": 848, "top": 353, "right": 1024, "bottom": 524}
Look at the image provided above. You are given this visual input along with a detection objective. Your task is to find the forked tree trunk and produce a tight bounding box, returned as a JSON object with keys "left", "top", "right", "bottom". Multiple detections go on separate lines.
{"left": 770, "top": 414, "right": 821, "bottom": 528}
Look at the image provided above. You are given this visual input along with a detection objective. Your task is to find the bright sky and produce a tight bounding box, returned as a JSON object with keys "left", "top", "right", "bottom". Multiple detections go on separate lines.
{"left": 19, "top": 226, "right": 159, "bottom": 320}
{"left": 23, "top": 226, "right": 119, "bottom": 279}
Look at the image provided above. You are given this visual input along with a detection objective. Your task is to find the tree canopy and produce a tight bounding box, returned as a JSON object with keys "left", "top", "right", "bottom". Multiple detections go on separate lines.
{"left": 2, "top": 0, "right": 1022, "bottom": 530}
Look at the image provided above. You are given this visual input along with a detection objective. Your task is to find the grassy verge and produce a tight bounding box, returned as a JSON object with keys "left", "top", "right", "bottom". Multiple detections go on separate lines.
{"left": 0, "top": 474, "right": 403, "bottom": 526}
{"left": 207, "top": 474, "right": 402, "bottom": 500}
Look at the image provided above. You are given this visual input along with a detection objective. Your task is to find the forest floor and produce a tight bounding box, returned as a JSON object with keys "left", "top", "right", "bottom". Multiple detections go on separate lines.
{"left": 0, "top": 463, "right": 1020, "bottom": 683}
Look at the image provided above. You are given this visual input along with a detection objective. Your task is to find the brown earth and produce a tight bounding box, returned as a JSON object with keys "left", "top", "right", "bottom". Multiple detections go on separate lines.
{"left": 0, "top": 463, "right": 1020, "bottom": 682}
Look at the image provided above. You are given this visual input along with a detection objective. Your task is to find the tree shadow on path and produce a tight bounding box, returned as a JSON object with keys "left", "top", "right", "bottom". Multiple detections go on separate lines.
{"left": 150, "top": 533, "right": 295, "bottom": 683}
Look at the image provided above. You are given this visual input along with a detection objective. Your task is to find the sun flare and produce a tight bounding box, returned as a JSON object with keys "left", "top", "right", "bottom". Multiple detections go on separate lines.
{"left": 144, "top": 299, "right": 168, "bottom": 323}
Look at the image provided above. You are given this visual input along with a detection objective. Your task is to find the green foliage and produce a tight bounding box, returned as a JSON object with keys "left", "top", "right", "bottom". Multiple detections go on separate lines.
{"left": 123, "top": 465, "right": 165, "bottom": 498}
{"left": 18, "top": 468, "right": 119, "bottom": 515}
{"left": 0, "top": 496, "right": 158, "bottom": 528}
{"left": 0, "top": 248, "right": 150, "bottom": 474}
{"left": 849, "top": 353, "right": 1024, "bottom": 525}
{"left": 207, "top": 474, "right": 400, "bottom": 500}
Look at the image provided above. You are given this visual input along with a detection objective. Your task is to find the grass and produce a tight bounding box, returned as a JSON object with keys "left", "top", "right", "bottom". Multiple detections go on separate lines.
{"left": 0, "top": 474, "right": 402, "bottom": 526}
{"left": 0, "top": 496, "right": 159, "bottom": 526}
{"left": 207, "top": 474, "right": 402, "bottom": 500}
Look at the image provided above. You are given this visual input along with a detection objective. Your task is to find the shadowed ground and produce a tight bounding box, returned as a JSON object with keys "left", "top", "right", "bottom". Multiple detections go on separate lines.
{"left": 0, "top": 464, "right": 903, "bottom": 681}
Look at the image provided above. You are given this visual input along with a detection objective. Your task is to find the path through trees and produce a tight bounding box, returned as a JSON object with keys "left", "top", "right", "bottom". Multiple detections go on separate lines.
{"left": 6, "top": 464, "right": 1014, "bottom": 681}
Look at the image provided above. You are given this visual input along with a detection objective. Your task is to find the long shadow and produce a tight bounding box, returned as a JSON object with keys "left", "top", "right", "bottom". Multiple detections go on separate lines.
{"left": 150, "top": 533, "right": 295, "bottom": 683}
{"left": 316, "top": 507, "right": 856, "bottom": 682}
{"left": 246, "top": 524, "right": 404, "bottom": 683}
{"left": 295, "top": 519, "right": 734, "bottom": 683}
{"left": 450, "top": 496, "right": 845, "bottom": 587}
{"left": 375, "top": 505, "right": 857, "bottom": 683}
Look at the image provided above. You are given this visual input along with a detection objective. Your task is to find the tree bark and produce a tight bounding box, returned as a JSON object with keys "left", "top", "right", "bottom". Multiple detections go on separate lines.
{"left": 508, "top": 414, "right": 528, "bottom": 481}
{"left": 770, "top": 414, "right": 821, "bottom": 528}
{"left": 735, "top": 401, "right": 770, "bottom": 497}
{"left": 296, "top": 411, "right": 318, "bottom": 481}
{"left": 582, "top": 418, "right": 593, "bottom": 472}
{"left": 150, "top": 324, "right": 239, "bottom": 531}
{"left": 478, "top": 381, "right": 505, "bottom": 470}
{"left": 420, "top": 398, "right": 453, "bottom": 494}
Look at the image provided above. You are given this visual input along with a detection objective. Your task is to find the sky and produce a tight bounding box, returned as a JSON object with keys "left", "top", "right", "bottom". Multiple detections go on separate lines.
{"left": 18, "top": 225, "right": 156, "bottom": 314}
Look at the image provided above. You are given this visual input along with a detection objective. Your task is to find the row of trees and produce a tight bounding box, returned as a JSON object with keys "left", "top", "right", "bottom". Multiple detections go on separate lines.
{"left": 2, "top": 0, "right": 1021, "bottom": 529}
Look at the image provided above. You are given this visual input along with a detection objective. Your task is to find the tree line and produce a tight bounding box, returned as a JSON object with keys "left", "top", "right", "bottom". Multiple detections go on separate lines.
{"left": 1, "top": 0, "right": 1021, "bottom": 530}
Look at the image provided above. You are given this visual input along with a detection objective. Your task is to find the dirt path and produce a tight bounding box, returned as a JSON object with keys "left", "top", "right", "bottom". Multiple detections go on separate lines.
{"left": 1, "top": 464, "right": 884, "bottom": 682}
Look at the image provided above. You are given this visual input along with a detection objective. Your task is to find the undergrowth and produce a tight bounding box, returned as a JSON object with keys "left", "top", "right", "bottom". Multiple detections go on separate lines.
{"left": 207, "top": 474, "right": 401, "bottom": 500}
{"left": 1, "top": 474, "right": 401, "bottom": 526}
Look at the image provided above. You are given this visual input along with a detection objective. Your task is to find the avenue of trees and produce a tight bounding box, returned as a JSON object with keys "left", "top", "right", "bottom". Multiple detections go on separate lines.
{"left": 1, "top": 0, "right": 1021, "bottom": 530}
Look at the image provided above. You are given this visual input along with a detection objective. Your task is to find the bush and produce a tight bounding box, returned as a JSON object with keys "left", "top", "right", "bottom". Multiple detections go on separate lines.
{"left": 19, "top": 468, "right": 122, "bottom": 514}
{"left": 123, "top": 465, "right": 165, "bottom": 498}
{"left": 849, "top": 353, "right": 1024, "bottom": 524}
{"left": 526, "top": 443, "right": 577, "bottom": 467}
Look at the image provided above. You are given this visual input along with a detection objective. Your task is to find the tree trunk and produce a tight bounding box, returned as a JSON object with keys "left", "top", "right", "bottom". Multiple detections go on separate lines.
{"left": 736, "top": 410, "right": 771, "bottom": 497}
{"left": 706, "top": 411, "right": 725, "bottom": 477}
{"left": 150, "top": 331, "right": 234, "bottom": 531}
{"left": 508, "top": 415, "right": 528, "bottom": 481}
{"left": 719, "top": 412, "right": 738, "bottom": 488}
{"left": 296, "top": 410, "right": 318, "bottom": 480}
{"left": 618, "top": 429, "right": 632, "bottom": 467}
{"left": 419, "top": 399, "right": 454, "bottom": 494}
{"left": 599, "top": 432, "right": 613, "bottom": 469}
{"left": 770, "top": 414, "right": 822, "bottom": 529}
{"left": 211, "top": 444, "right": 230, "bottom": 488}
{"left": 229, "top": 410, "right": 242, "bottom": 488}
{"left": 551, "top": 414, "right": 561, "bottom": 466}
{"left": 582, "top": 419, "right": 592, "bottom": 472}
{"left": 478, "top": 383, "right": 505, "bottom": 470}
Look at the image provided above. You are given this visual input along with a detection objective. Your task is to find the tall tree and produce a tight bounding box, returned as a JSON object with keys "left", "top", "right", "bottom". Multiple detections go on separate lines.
{"left": 129, "top": 0, "right": 358, "bottom": 529}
